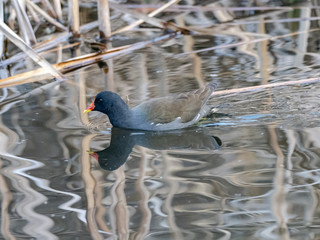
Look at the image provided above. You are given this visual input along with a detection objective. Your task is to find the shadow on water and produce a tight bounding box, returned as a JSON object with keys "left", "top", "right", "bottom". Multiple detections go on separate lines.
{"left": 90, "top": 127, "right": 222, "bottom": 171}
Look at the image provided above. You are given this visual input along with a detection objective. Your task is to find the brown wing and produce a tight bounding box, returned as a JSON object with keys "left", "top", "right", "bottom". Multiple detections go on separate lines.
{"left": 136, "top": 82, "right": 217, "bottom": 124}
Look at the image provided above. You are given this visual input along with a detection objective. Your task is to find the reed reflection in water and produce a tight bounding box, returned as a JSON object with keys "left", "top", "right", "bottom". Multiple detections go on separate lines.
{"left": 1, "top": 81, "right": 320, "bottom": 239}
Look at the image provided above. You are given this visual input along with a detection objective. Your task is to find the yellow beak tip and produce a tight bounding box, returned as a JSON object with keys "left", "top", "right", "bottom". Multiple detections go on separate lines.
{"left": 83, "top": 109, "right": 91, "bottom": 113}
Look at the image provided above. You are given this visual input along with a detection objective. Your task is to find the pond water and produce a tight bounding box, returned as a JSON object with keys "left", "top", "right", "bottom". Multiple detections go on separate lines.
{"left": 1, "top": 1, "right": 320, "bottom": 239}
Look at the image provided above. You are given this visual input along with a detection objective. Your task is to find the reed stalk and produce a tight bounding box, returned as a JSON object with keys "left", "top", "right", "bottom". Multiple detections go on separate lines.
{"left": 0, "top": 34, "right": 174, "bottom": 87}
{"left": 68, "top": 0, "right": 80, "bottom": 38}
{"left": 26, "top": 0, "right": 67, "bottom": 31}
{"left": 97, "top": 0, "right": 111, "bottom": 40}
{"left": 11, "top": 0, "right": 37, "bottom": 45}
{"left": 53, "top": 0, "right": 63, "bottom": 21}
{"left": 0, "top": 0, "right": 4, "bottom": 57}
{"left": 39, "top": 0, "right": 57, "bottom": 18}
{"left": 8, "top": 7, "right": 16, "bottom": 29}
{"left": 1, "top": 20, "right": 99, "bottom": 67}
{"left": 112, "top": 0, "right": 181, "bottom": 34}
{"left": 0, "top": 21, "right": 65, "bottom": 80}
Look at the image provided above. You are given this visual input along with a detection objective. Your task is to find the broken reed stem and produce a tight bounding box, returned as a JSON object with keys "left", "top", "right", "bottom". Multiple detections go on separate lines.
{"left": 39, "top": 42, "right": 80, "bottom": 56}
{"left": 211, "top": 77, "right": 320, "bottom": 97}
{"left": 1, "top": 33, "right": 69, "bottom": 67}
{"left": 26, "top": 0, "right": 67, "bottom": 31}
{"left": 1, "top": 20, "right": 99, "bottom": 67}
{"left": 112, "top": 0, "right": 181, "bottom": 35}
{"left": 0, "top": 34, "right": 174, "bottom": 88}
{"left": 0, "top": 21, "right": 65, "bottom": 81}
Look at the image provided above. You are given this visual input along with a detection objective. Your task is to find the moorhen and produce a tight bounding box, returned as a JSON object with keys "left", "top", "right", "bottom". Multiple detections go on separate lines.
{"left": 84, "top": 81, "right": 218, "bottom": 131}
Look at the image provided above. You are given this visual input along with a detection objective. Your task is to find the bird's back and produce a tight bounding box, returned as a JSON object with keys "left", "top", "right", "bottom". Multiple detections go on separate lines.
{"left": 131, "top": 81, "right": 218, "bottom": 130}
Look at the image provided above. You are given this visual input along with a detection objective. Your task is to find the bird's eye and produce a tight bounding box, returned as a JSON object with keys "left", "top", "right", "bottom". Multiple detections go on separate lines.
{"left": 98, "top": 98, "right": 103, "bottom": 102}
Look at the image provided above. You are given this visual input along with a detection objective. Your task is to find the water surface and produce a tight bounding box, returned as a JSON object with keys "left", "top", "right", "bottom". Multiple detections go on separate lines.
{"left": 1, "top": 1, "right": 320, "bottom": 239}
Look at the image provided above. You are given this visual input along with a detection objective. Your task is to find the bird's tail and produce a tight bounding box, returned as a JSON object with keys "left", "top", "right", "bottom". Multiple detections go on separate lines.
{"left": 207, "top": 81, "right": 219, "bottom": 92}
{"left": 194, "top": 81, "right": 218, "bottom": 106}
{"left": 201, "top": 81, "right": 218, "bottom": 105}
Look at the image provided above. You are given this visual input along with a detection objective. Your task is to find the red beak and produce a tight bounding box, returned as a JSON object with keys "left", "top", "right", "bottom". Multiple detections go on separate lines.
{"left": 89, "top": 152, "right": 99, "bottom": 161}
{"left": 84, "top": 100, "right": 95, "bottom": 113}
{"left": 87, "top": 150, "right": 99, "bottom": 161}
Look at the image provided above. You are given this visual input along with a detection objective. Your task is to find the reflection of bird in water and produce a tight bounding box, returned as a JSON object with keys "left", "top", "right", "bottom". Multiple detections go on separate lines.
{"left": 84, "top": 81, "right": 218, "bottom": 131}
{"left": 89, "top": 127, "right": 222, "bottom": 171}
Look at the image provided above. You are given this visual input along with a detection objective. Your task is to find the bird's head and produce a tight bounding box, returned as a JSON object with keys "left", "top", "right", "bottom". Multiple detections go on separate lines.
{"left": 84, "top": 91, "right": 122, "bottom": 114}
